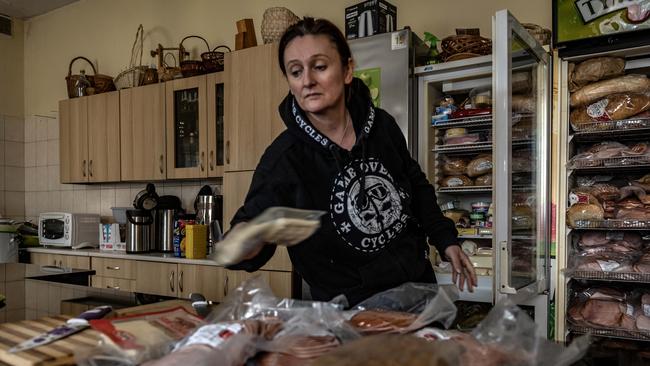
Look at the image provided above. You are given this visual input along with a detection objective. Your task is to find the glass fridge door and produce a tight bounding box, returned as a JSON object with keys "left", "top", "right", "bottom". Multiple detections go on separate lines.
{"left": 493, "top": 9, "right": 550, "bottom": 299}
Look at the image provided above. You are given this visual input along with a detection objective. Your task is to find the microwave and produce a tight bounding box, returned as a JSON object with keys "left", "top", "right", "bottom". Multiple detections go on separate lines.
{"left": 39, "top": 212, "right": 100, "bottom": 248}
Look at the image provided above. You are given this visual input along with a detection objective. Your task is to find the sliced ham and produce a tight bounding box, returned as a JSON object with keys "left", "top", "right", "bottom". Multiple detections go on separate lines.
{"left": 580, "top": 299, "right": 624, "bottom": 328}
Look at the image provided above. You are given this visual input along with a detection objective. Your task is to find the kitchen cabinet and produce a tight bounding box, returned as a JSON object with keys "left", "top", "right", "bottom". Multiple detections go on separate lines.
{"left": 30, "top": 252, "right": 90, "bottom": 269}
{"left": 59, "top": 91, "right": 121, "bottom": 183}
{"left": 120, "top": 83, "right": 167, "bottom": 181}
{"left": 223, "top": 170, "right": 254, "bottom": 231}
{"left": 134, "top": 261, "right": 179, "bottom": 297}
{"left": 224, "top": 43, "right": 287, "bottom": 172}
{"left": 166, "top": 74, "right": 208, "bottom": 179}
{"left": 134, "top": 261, "right": 227, "bottom": 301}
{"left": 92, "top": 276, "right": 135, "bottom": 292}
{"left": 225, "top": 269, "right": 292, "bottom": 299}
{"left": 206, "top": 72, "right": 226, "bottom": 178}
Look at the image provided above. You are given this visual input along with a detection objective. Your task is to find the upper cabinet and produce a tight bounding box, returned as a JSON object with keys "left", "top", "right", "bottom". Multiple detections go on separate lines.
{"left": 206, "top": 72, "right": 226, "bottom": 178}
{"left": 166, "top": 75, "right": 208, "bottom": 179}
{"left": 60, "top": 91, "right": 121, "bottom": 183}
{"left": 120, "top": 83, "right": 167, "bottom": 181}
{"left": 224, "top": 43, "right": 287, "bottom": 172}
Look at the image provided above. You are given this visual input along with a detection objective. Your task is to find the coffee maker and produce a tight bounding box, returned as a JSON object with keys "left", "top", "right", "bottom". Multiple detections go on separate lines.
{"left": 153, "top": 195, "right": 183, "bottom": 252}
{"left": 194, "top": 185, "right": 223, "bottom": 253}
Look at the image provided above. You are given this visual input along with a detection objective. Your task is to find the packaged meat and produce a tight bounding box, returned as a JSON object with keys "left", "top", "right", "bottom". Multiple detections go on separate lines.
{"left": 444, "top": 128, "right": 468, "bottom": 137}
{"left": 443, "top": 133, "right": 481, "bottom": 145}
{"left": 349, "top": 310, "right": 417, "bottom": 335}
{"left": 512, "top": 95, "right": 534, "bottom": 113}
{"left": 616, "top": 207, "right": 650, "bottom": 220}
{"left": 474, "top": 174, "right": 492, "bottom": 186}
{"left": 573, "top": 253, "right": 635, "bottom": 273}
{"left": 466, "top": 155, "right": 493, "bottom": 178}
{"left": 440, "top": 175, "right": 473, "bottom": 187}
{"left": 570, "top": 74, "right": 650, "bottom": 107}
{"left": 568, "top": 57, "right": 625, "bottom": 92}
{"left": 441, "top": 157, "right": 468, "bottom": 175}
{"left": 590, "top": 184, "right": 620, "bottom": 202}
{"left": 566, "top": 202, "right": 604, "bottom": 228}
{"left": 620, "top": 185, "right": 650, "bottom": 204}
{"left": 577, "top": 299, "right": 625, "bottom": 328}
{"left": 450, "top": 108, "right": 491, "bottom": 119}
{"left": 570, "top": 93, "right": 650, "bottom": 127}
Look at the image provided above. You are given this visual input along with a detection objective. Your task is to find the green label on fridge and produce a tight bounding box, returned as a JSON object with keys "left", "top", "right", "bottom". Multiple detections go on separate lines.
{"left": 354, "top": 67, "right": 381, "bottom": 107}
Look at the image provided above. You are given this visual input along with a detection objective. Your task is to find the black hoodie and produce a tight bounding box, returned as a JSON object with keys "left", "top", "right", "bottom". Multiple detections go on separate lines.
{"left": 229, "top": 78, "right": 458, "bottom": 305}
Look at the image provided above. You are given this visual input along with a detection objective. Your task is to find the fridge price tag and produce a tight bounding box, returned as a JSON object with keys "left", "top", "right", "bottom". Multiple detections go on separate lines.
{"left": 391, "top": 30, "right": 408, "bottom": 50}
{"left": 596, "top": 260, "right": 619, "bottom": 272}
{"left": 568, "top": 193, "right": 589, "bottom": 206}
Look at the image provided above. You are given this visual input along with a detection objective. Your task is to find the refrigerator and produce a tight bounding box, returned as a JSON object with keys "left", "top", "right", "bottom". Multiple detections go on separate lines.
{"left": 553, "top": 0, "right": 650, "bottom": 357}
{"left": 349, "top": 29, "right": 429, "bottom": 158}
{"left": 415, "top": 10, "right": 551, "bottom": 337}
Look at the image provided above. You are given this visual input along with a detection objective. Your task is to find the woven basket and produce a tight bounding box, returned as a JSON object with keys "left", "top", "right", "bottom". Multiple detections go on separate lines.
{"left": 441, "top": 34, "right": 491, "bottom": 62}
{"left": 114, "top": 24, "right": 147, "bottom": 90}
{"left": 523, "top": 23, "right": 551, "bottom": 46}
{"left": 202, "top": 45, "right": 231, "bottom": 73}
{"left": 65, "top": 56, "right": 115, "bottom": 98}
{"left": 261, "top": 7, "right": 300, "bottom": 44}
{"left": 179, "top": 35, "right": 210, "bottom": 77}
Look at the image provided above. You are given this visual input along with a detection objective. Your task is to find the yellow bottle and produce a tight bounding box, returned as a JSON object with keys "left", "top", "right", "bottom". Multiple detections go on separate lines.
{"left": 185, "top": 224, "right": 208, "bottom": 259}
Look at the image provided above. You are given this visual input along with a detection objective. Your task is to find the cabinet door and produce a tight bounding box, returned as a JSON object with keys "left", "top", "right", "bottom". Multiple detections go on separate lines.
{"left": 223, "top": 171, "right": 254, "bottom": 231}
{"left": 92, "top": 257, "right": 135, "bottom": 279}
{"left": 60, "top": 255, "right": 90, "bottom": 270}
{"left": 224, "top": 44, "right": 287, "bottom": 172}
{"left": 30, "top": 253, "right": 55, "bottom": 266}
{"left": 134, "top": 261, "right": 178, "bottom": 297}
{"left": 177, "top": 264, "right": 225, "bottom": 302}
{"left": 92, "top": 276, "right": 135, "bottom": 292}
{"left": 87, "top": 91, "right": 121, "bottom": 182}
{"left": 225, "top": 270, "right": 292, "bottom": 299}
{"left": 120, "top": 84, "right": 167, "bottom": 181}
{"left": 206, "top": 72, "right": 226, "bottom": 178}
{"left": 166, "top": 75, "right": 208, "bottom": 179}
{"left": 59, "top": 98, "right": 88, "bottom": 183}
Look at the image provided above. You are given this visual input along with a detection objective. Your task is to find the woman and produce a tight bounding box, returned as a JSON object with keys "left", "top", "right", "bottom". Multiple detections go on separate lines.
{"left": 228, "top": 17, "right": 476, "bottom": 306}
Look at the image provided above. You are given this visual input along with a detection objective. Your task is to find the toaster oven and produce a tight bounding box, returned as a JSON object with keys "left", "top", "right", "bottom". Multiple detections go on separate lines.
{"left": 38, "top": 212, "right": 100, "bottom": 248}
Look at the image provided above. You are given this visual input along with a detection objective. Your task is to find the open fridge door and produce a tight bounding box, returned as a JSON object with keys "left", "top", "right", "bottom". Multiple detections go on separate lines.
{"left": 493, "top": 9, "right": 551, "bottom": 311}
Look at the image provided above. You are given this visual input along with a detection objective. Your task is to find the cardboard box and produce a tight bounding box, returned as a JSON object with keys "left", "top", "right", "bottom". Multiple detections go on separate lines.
{"left": 99, "top": 223, "right": 126, "bottom": 252}
{"left": 345, "top": 0, "right": 397, "bottom": 40}
{"left": 185, "top": 224, "right": 207, "bottom": 259}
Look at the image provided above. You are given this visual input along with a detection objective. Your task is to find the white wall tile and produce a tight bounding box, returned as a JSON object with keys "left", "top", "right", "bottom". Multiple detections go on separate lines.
{"left": 36, "top": 141, "right": 48, "bottom": 167}
{"left": 35, "top": 167, "right": 48, "bottom": 191}
{"left": 25, "top": 167, "right": 36, "bottom": 192}
{"left": 48, "top": 165, "right": 61, "bottom": 191}
{"left": 5, "top": 191, "right": 25, "bottom": 216}
{"left": 24, "top": 116, "right": 35, "bottom": 143}
{"left": 115, "top": 188, "right": 132, "bottom": 207}
{"left": 73, "top": 184, "right": 87, "bottom": 191}
{"left": 162, "top": 185, "right": 182, "bottom": 200}
{"left": 5, "top": 166, "right": 24, "bottom": 191}
{"left": 100, "top": 188, "right": 116, "bottom": 217}
{"left": 35, "top": 192, "right": 49, "bottom": 214}
{"left": 47, "top": 118, "right": 59, "bottom": 140}
{"left": 60, "top": 182, "right": 74, "bottom": 191}
{"left": 5, "top": 141, "right": 24, "bottom": 167}
{"left": 25, "top": 192, "right": 37, "bottom": 216}
{"left": 73, "top": 190, "right": 86, "bottom": 213}
{"left": 5, "top": 116, "right": 24, "bottom": 142}
{"left": 47, "top": 140, "right": 59, "bottom": 165}
{"left": 86, "top": 189, "right": 101, "bottom": 214}
{"left": 24, "top": 142, "right": 36, "bottom": 167}
{"left": 181, "top": 184, "right": 200, "bottom": 213}
{"left": 60, "top": 190, "right": 75, "bottom": 212}
{"left": 36, "top": 117, "right": 48, "bottom": 142}
{"left": 47, "top": 191, "right": 61, "bottom": 212}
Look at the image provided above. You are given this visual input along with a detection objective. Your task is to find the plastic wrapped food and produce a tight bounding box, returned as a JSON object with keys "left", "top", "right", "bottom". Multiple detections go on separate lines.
{"left": 450, "top": 108, "right": 491, "bottom": 119}
{"left": 440, "top": 175, "right": 473, "bottom": 187}
{"left": 566, "top": 203, "right": 605, "bottom": 228}
{"left": 443, "top": 209, "right": 470, "bottom": 228}
{"left": 466, "top": 155, "right": 493, "bottom": 178}
{"left": 568, "top": 57, "right": 625, "bottom": 92}
{"left": 512, "top": 95, "right": 534, "bottom": 113}
{"left": 511, "top": 205, "right": 533, "bottom": 230}
{"left": 441, "top": 157, "right": 468, "bottom": 175}
{"left": 570, "top": 93, "right": 650, "bottom": 127}
{"left": 512, "top": 118, "right": 533, "bottom": 140}
{"left": 571, "top": 74, "right": 650, "bottom": 107}
{"left": 443, "top": 133, "right": 481, "bottom": 145}
{"left": 444, "top": 128, "right": 467, "bottom": 137}
{"left": 474, "top": 174, "right": 492, "bottom": 186}
{"left": 590, "top": 184, "right": 620, "bottom": 202}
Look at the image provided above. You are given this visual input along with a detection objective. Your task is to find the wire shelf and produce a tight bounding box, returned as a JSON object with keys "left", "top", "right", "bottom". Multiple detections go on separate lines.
{"left": 432, "top": 115, "right": 493, "bottom": 128}
{"left": 572, "top": 219, "right": 650, "bottom": 230}
{"left": 434, "top": 142, "right": 493, "bottom": 153}
{"left": 437, "top": 186, "right": 492, "bottom": 193}
{"left": 568, "top": 155, "right": 650, "bottom": 170}
{"left": 571, "top": 117, "right": 650, "bottom": 133}
{"left": 569, "top": 325, "right": 650, "bottom": 342}
{"left": 571, "top": 270, "right": 650, "bottom": 283}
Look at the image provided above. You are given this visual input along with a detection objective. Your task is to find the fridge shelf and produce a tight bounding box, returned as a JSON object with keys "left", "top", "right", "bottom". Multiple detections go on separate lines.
{"left": 571, "top": 117, "right": 650, "bottom": 134}
{"left": 568, "top": 155, "right": 650, "bottom": 170}
{"left": 437, "top": 186, "right": 492, "bottom": 193}
{"left": 570, "top": 270, "right": 650, "bottom": 283}
{"left": 572, "top": 219, "right": 650, "bottom": 230}
{"left": 569, "top": 325, "right": 650, "bottom": 342}
{"left": 434, "top": 139, "right": 533, "bottom": 153}
{"left": 432, "top": 115, "right": 493, "bottom": 129}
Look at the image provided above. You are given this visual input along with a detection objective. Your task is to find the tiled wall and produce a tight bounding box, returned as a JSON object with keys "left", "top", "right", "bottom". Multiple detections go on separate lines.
{"left": 23, "top": 115, "right": 221, "bottom": 223}
{"left": 0, "top": 114, "right": 25, "bottom": 221}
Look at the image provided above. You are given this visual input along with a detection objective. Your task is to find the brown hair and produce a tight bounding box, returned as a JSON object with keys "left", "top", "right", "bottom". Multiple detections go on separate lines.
{"left": 278, "top": 17, "right": 352, "bottom": 76}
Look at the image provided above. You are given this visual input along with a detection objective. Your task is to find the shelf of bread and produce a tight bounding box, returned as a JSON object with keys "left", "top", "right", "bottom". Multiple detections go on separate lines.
{"left": 570, "top": 271, "right": 650, "bottom": 283}
{"left": 572, "top": 219, "right": 650, "bottom": 230}
{"left": 572, "top": 117, "right": 650, "bottom": 137}
{"left": 437, "top": 186, "right": 492, "bottom": 193}
{"left": 568, "top": 155, "right": 650, "bottom": 170}
{"left": 432, "top": 114, "right": 493, "bottom": 128}
{"left": 569, "top": 325, "right": 650, "bottom": 342}
{"left": 434, "top": 142, "right": 493, "bottom": 153}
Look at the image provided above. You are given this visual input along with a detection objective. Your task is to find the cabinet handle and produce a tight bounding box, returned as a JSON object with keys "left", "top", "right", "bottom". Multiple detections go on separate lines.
{"left": 82, "top": 160, "right": 87, "bottom": 177}
{"left": 223, "top": 275, "right": 229, "bottom": 297}
{"left": 178, "top": 270, "right": 184, "bottom": 293}
{"left": 209, "top": 150, "right": 214, "bottom": 170}
{"left": 89, "top": 160, "right": 93, "bottom": 177}
{"left": 52, "top": 259, "right": 57, "bottom": 266}
{"left": 225, "top": 141, "right": 230, "bottom": 165}
{"left": 106, "top": 266, "right": 120, "bottom": 270}
{"left": 107, "top": 285, "right": 120, "bottom": 290}
{"left": 169, "top": 271, "right": 175, "bottom": 293}
{"left": 159, "top": 154, "right": 164, "bottom": 174}
{"left": 59, "top": 260, "right": 63, "bottom": 267}
{"left": 200, "top": 151, "right": 205, "bottom": 171}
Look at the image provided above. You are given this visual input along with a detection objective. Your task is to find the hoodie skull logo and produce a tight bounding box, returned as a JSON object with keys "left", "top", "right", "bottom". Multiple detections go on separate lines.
{"left": 331, "top": 158, "right": 409, "bottom": 253}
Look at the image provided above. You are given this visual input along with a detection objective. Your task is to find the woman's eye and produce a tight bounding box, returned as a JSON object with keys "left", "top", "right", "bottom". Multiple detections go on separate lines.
{"left": 315, "top": 65, "right": 327, "bottom": 71}
{"left": 290, "top": 69, "right": 302, "bottom": 77}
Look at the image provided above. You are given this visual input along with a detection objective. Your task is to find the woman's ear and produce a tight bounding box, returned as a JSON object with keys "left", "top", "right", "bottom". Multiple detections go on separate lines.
{"left": 344, "top": 57, "right": 354, "bottom": 84}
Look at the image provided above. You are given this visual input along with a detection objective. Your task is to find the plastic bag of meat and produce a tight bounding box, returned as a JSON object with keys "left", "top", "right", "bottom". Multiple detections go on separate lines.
{"left": 570, "top": 74, "right": 650, "bottom": 107}
{"left": 568, "top": 57, "right": 625, "bottom": 93}
{"left": 570, "top": 93, "right": 650, "bottom": 130}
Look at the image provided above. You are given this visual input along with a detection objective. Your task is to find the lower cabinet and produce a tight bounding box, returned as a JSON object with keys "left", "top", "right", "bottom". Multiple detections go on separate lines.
{"left": 225, "top": 269, "right": 292, "bottom": 299}
{"left": 92, "top": 276, "right": 136, "bottom": 292}
{"left": 134, "top": 261, "right": 228, "bottom": 302}
{"left": 30, "top": 253, "right": 90, "bottom": 269}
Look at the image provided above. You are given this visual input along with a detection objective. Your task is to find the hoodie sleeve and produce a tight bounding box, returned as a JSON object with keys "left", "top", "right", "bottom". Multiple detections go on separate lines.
{"left": 384, "top": 114, "right": 459, "bottom": 256}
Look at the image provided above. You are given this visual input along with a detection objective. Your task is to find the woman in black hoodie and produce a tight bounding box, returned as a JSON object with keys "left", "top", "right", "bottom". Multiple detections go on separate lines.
{"left": 229, "top": 17, "right": 476, "bottom": 306}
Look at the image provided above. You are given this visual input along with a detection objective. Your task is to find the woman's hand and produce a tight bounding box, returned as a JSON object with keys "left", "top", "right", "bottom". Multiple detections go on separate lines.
{"left": 228, "top": 222, "right": 266, "bottom": 260}
{"left": 444, "top": 245, "right": 478, "bottom": 292}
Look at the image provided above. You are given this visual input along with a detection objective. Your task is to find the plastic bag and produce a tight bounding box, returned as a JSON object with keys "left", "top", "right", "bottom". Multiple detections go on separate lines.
{"left": 571, "top": 74, "right": 650, "bottom": 107}
{"left": 209, "top": 207, "right": 324, "bottom": 266}
{"left": 570, "top": 93, "right": 650, "bottom": 129}
{"left": 568, "top": 57, "right": 625, "bottom": 93}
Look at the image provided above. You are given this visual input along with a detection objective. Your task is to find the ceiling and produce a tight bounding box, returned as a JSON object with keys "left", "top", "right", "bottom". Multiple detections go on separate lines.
{"left": 0, "top": 0, "right": 78, "bottom": 19}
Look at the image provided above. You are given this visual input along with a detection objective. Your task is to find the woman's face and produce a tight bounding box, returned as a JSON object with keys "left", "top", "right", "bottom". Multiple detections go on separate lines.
{"left": 283, "top": 34, "right": 353, "bottom": 115}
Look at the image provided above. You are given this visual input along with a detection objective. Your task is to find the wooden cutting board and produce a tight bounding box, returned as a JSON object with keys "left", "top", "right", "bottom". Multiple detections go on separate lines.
{"left": 0, "top": 315, "right": 100, "bottom": 366}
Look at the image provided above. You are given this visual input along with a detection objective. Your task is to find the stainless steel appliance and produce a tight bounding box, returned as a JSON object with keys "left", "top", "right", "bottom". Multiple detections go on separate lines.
{"left": 125, "top": 209, "right": 153, "bottom": 253}
{"left": 195, "top": 194, "right": 223, "bottom": 252}
{"left": 38, "top": 213, "right": 100, "bottom": 248}
{"left": 153, "top": 195, "right": 182, "bottom": 252}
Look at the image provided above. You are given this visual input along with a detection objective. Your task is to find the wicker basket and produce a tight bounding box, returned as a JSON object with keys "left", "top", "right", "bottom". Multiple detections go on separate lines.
{"left": 441, "top": 34, "right": 491, "bottom": 62}
{"left": 261, "top": 7, "right": 300, "bottom": 44}
{"left": 202, "top": 45, "right": 231, "bottom": 73}
{"left": 65, "top": 56, "right": 115, "bottom": 98}
{"left": 179, "top": 35, "right": 210, "bottom": 77}
{"left": 114, "top": 24, "right": 147, "bottom": 90}
{"left": 523, "top": 23, "right": 551, "bottom": 46}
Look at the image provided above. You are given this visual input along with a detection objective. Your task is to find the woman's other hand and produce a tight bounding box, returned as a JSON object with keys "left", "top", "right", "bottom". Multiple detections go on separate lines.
{"left": 228, "top": 222, "right": 266, "bottom": 260}
{"left": 444, "top": 245, "right": 478, "bottom": 292}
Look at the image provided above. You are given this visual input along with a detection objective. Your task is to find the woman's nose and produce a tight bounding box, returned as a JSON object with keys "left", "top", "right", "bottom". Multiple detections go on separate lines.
{"left": 303, "top": 69, "right": 315, "bottom": 87}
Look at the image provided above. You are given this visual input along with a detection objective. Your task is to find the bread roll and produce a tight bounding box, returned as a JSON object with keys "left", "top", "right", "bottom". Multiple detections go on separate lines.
{"left": 441, "top": 157, "right": 468, "bottom": 175}
{"left": 474, "top": 174, "right": 492, "bottom": 186}
{"left": 440, "top": 175, "right": 473, "bottom": 187}
{"left": 512, "top": 95, "right": 534, "bottom": 112}
{"left": 570, "top": 93, "right": 650, "bottom": 126}
{"left": 570, "top": 74, "right": 650, "bottom": 107}
{"left": 466, "top": 155, "right": 493, "bottom": 178}
{"left": 567, "top": 203, "right": 605, "bottom": 228}
{"left": 568, "top": 57, "right": 625, "bottom": 92}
